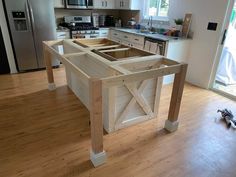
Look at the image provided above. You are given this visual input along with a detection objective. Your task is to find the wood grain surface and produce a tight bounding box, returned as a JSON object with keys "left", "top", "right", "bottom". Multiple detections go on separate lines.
{"left": 0, "top": 67, "right": 236, "bottom": 177}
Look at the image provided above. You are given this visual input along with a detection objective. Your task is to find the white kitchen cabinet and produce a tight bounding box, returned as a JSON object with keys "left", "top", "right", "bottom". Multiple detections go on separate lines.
{"left": 99, "top": 28, "right": 110, "bottom": 38}
{"left": 121, "top": 34, "right": 144, "bottom": 49}
{"left": 94, "top": 0, "right": 115, "bottom": 9}
{"left": 54, "top": 0, "right": 65, "bottom": 8}
{"left": 164, "top": 40, "right": 191, "bottom": 85}
{"left": 115, "top": 0, "right": 140, "bottom": 10}
{"left": 166, "top": 40, "right": 190, "bottom": 63}
{"left": 110, "top": 30, "right": 144, "bottom": 50}
{"left": 110, "top": 30, "right": 122, "bottom": 43}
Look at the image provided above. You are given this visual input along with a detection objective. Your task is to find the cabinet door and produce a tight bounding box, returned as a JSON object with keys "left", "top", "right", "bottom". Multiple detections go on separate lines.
{"left": 95, "top": 0, "right": 114, "bottom": 9}
{"left": 94, "top": 0, "right": 103, "bottom": 8}
{"left": 106, "top": 0, "right": 115, "bottom": 9}
{"left": 115, "top": 0, "right": 141, "bottom": 9}
{"left": 115, "top": 0, "right": 122, "bottom": 9}
{"left": 132, "top": 35, "right": 145, "bottom": 46}
{"left": 122, "top": 0, "right": 130, "bottom": 9}
{"left": 121, "top": 33, "right": 132, "bottom": 41}
{"left": 130, "top": 0, "right": 140, "bottom": 10}
{"left": 54, "top": 0, "right": 64, "bottom": 8}
{"left": 99, "top": 29, "right": 109, "bottom": 37}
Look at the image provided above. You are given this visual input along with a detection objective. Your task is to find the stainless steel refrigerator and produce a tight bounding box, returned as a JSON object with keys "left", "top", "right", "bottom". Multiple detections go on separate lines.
{"left": 4, "top": 0, "right": 59, "bottom": 71}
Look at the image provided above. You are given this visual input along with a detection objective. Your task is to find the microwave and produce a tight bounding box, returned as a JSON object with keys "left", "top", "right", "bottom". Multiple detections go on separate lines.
{"left": 65, "top": 0, "right": 93, "bottom": 9}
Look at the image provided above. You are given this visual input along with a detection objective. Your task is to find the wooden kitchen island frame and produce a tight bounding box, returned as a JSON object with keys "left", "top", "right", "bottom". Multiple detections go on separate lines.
{"left": 43, "top": 38, "right": 187, "bottom": 167}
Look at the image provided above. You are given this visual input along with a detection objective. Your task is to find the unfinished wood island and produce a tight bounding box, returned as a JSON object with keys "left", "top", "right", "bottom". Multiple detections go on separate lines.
{"left": 43, "top": 38, "right": 188, "bottom": 167}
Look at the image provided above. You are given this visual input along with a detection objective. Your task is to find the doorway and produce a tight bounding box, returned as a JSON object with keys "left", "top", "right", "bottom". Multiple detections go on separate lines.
{"left": 0, "top": 26, "right": 10, "bottom": 74}
{"left": 212, "top": 1, "right": 236, "bottom": 98}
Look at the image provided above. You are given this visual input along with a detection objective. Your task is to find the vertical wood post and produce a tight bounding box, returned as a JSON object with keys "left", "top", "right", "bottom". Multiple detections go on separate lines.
{"left": 89, "top": 78, "right": 106, "bottom": 167}
{"left": 165, "top": 64, "right": 188, "bottom": 132}
{"left": 44, "top": 45, "right": 56, "bottom": 91}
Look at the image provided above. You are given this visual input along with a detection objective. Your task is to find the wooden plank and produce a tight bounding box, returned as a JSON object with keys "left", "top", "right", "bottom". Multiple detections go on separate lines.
{"left": 62, "top": 52, "right": 87, "bottom": 58}
{"left": 99, "top": 48, "right": 130, "bottom": 53}
{"left": 111, "top": 55, "right": 163, "bottom": 65}
{"left": 44, "top": 44, "right": 90, "bottom": 86}
{"left": 111, "top": 65, "right": 132, "bottom": 74}
{"left": 115, "top": 80, "right": 150, "bottom": 127}
{"left": 116, "top": 115, "right": 152, "bottom": 130}
{"left": 89, "top": 79, "right": 104, "bottom": 154}
{"left": 102, "top": 65, "right": 182, "bottom": 87}
{"left": 43, "top": 45, "right": 54, "bottom": 84}
{"left": 126, "top": 83, "right": 154, "bottom": 116}
{"left": 43, "top": 40, "right": 63, "bottom": 47}
{"left": 95, "top": 45, "right": 121, "bottom": 50}
{"left": 182, "top": 14, "right": 192, "bottom": 38}
{"left": 168, "top": 64, "right": 188, "bottom": 122}
{"left": 154, "top": 77, "right": 163, "bottom": 115}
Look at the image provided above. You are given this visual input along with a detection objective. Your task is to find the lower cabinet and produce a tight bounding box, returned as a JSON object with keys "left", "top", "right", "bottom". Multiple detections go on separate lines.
{"left": 109, "top": 30, "right": 145, "bottom": 50}
{"left": 99, "top": 28, "right": 110, "bottom": 38}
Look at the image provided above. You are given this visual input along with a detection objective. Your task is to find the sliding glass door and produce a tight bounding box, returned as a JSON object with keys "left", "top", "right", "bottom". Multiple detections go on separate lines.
{"left": 212, "top": 1, "right": 236, "bottom": 99}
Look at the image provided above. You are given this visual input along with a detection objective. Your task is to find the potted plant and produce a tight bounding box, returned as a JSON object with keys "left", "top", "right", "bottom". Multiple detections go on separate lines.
{"left": 174, "top": 18, "right": 183, "bottom": 31}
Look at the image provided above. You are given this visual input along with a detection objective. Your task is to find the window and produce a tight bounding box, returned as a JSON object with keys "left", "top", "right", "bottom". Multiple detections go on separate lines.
{"left": 144, "top": 0, "right": 169, "bottom": 19}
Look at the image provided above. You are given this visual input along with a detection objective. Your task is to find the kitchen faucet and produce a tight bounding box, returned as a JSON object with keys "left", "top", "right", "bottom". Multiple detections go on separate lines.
{"left": 147, "top": 16, "right": 153, "bottom": 31}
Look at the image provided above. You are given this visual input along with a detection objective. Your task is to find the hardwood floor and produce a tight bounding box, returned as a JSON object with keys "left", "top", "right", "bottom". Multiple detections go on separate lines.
{"left": 0, "top": 67, "right": 236, "bottom": 177}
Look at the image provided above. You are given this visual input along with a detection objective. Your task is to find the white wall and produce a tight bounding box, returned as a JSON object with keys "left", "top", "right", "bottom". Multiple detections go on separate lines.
{"left": 0, "top": 0, "right": 17, "bottom": 73}
{"left": 168, "top": 0, "right": 230, "bottom": 88}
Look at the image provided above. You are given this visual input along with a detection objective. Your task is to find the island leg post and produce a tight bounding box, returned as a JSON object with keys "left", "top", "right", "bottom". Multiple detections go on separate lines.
{"left": 44, "top": 45, "right": 56, "bottom": 91}
{"left": 89, "top": 79, "right": 106, "bottom": 167}
{"left": 165, "top": 64, "right": 188, "bottom": 132}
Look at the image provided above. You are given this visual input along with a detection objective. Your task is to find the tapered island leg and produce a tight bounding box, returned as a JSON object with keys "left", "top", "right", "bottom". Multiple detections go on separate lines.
{"left": 89, "top": 79, "right": 106, "bottom": 167}
{"left": 44, "top": 45, "right": 56, "bottom": 91}
{"left": 165, "top": 64, "right": 188, "bottom": 132}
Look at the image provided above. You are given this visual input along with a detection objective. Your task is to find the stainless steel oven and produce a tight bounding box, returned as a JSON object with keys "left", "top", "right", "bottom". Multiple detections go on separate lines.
{"left": 65, "top": 0, "right": 93, "bottom": 9}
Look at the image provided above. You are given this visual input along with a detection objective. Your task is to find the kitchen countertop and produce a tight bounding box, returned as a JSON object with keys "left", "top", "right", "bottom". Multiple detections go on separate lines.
{"left": 111, "top": 28, "right": 190, "bottom": 42}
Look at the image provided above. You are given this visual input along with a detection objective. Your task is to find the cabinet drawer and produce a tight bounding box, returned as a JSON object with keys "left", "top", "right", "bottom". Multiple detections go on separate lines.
{"left": 99, "top": 29, "right": 109, "bottom": 37}
{"left": 111, "top": 36, "right": 122, "bottom": 43}
{"left": 122, "top": 33, "right": 132, "bottom": 41}
{"left": 132, "top": 35, "right": 145, "bottom": 45}
{"left": 111, "top": 30, "right": 121, "bottom": 38}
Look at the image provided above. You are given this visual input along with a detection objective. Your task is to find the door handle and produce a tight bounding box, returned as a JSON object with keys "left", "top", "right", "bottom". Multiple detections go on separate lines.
{"left": 221, "top": 29, "right": 227, "bottom": 45}
{"left": 102, "top": 1, "right": 104, "bottom": 6}
{"left": 105, "top": 1, "right": 107, "bottom": 7}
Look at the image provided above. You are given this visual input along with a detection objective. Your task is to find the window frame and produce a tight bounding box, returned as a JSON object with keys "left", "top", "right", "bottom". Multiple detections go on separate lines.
{"left": 143, "top": 0, "right": 170, "bottom": 21}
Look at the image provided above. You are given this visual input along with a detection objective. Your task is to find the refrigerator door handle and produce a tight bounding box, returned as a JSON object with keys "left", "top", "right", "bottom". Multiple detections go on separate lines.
{"left": 25, "top": 1, "right": 32, "bottom": 32}
{"left": 27, "top": 0, "right": 36, "bottom": 35}
{"left": 26, "top": 0, "right": 39, "bottom": 63}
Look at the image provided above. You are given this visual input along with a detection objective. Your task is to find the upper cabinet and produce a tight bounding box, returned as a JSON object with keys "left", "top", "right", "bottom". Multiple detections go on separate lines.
{"left": 54, "top": 0, "right": 65, "bottom": 8}
{"left": 94, "top": 0, "right": 115, "bottom": 9}
{"left": 54, "top": 0, "right": 141, "bottom": 9}
{"left": 115, "top": 0, "right": 140, "bottom": 10}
